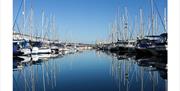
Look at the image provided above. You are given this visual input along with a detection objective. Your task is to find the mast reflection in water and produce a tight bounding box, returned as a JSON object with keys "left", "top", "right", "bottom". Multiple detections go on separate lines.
{"left": 13, "top": 50, "right": 167, "bottom": 91}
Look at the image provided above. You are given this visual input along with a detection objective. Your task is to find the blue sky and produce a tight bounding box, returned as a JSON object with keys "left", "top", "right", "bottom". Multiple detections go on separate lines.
{"left": 13, "top": 0, "right": 167, "bottom": 43}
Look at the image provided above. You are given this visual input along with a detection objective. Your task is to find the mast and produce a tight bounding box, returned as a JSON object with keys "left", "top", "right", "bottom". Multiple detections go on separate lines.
{"left": 130, "top": 14, "right": 135, "bottom": 40}
{"left": 119, "top": 16, "right": 122, "bottom": 40}
{"left": 140, "top": 8, "right": 144, "bottom": 38}
{"left": 148, "top": 16, "right": 151, "bottom": 35}
{"left": 115, "top": 20, "right": 118, "bottom": 42}
{"left": 108, "top": 23, "right": 111, "bottom": 43}
{"left": 164, "top": 8, "right": 167, "bottom": 32}
{"left": 121, "top": 15, "right": 125, "bottom": 40}
{"left": 42, "top": 11, "right": 44, "bottom": 42}
{"left": 134, "top": 15, "right": 138, "bottom": 39}
{"left": 115, "top": 18, "right": 118, "bottom": 42}
{"left": 124, "top": 7, "right": 128, "bottom": 41}
{"left": 155, "top": 14, "right": 158, "bottom": 35}
{"left": 23, "top": 0, "right": 26, "bottom": 35}
{"left": 53, "top": 15, "right": 56, "bottom": 42}
{"left": 30, "top": 5, "right": 33, "bottom": 41}
{"left": 117, "top": 7, "right": 120, "bottom": 41}
{"left": 50, "top": 14, "right": 53, "bottom": 42}
{"left": 129, "top": 16, "right": 133, "bottom": 40}
{"left": 111, "top": 22, "right": 116, "bottom": 43}
{"left": 151, "top": 0, "right": 154, "bottom": 35}
{"left": 111, "top": 23, "right": 114, "bottom": 43}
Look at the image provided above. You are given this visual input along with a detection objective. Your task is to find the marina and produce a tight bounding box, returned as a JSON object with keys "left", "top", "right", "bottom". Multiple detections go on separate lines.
{"left": 13, "top": 0, "right": 167, "bottom": 91}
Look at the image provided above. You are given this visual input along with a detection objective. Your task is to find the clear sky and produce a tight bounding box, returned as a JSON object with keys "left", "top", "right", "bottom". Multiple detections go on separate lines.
{"left": 13, "top": 0, "right": 167, "bottom": 44}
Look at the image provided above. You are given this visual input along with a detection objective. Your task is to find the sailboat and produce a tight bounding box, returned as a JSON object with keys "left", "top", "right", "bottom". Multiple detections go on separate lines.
{"left": 31, "top": 11, "right": 51, "bottom": 54}
{"left": 13, "top": 0, "right": 31, "bottom": 56}
{"left": 135, "top": 0, "right": 167, "bottom": 57}
{"left": 50, "top": 15, "right": 59, "bottom": 54}
{"left": 145, "top": 33, "right": 167, "bottom": 56}
{"left": 109, "top": 7, "right": 137, "bottom": 54}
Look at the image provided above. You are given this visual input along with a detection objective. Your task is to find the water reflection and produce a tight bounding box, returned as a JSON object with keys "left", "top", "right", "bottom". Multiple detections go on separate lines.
{"left": 13, "top": 50, "right": 167, "bottom": 91}
{"left": 13, "top": 54, "right": 61, "bottom": 91}
{"left": 102, "top": 51, "right": 167, "bottom": 91}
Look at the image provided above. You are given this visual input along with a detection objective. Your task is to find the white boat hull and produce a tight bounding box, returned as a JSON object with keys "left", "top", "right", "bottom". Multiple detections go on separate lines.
{"left": 32, "top": 47, "right": 51, "bottom": 54}
{"left": 20, "top": 48, "right": 31, "bottom": 55}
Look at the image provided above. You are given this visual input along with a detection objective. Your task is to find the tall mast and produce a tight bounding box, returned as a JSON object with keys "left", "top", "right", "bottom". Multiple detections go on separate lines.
{"left": 53, "top": 15, "right": 56, "bottom": 42}
{"left": 23, "top": 0, "right": 26, "bottom": 35}
{"left": 42, "top": 11, "right": 44, "bottom": 42}
{"left": 50, "top": 16, "right": 52, "bottom": 42}
{"left": 140, "top": 8, "right": 144, "bottom": 38}
{"left": 117, "top": 7, "right": 120, "bottom": 41}
{"left": 124, "top": 7, "right": 128, "bottom": 40}
{"left": 53, "top": 15, "right": 55, "bottom": 42}
{"left": 148, "top": 16, "right": 151, "bottom": 35}
{"left": 114, "top": 18, "right": 118, "bottom": 42}
{"left": 119, "top": 16, "right": 122, "bottom": 40}
{"left": 134, "top": 15, "right": 138, "bottom": 39}
{"left": 111, "top": 23, "right": 115, "bottom": 43}
{"left": 52, "top": 14, "right": 58, "bottom": 43}
{"left": 108, "top": 23, "right": 111, "bottom": 43}
{"left": 151, "top": 0, "right": 154, "bottom": 35}
{"left": 30, "top": 3, "right": 33, "bottom": 41}
{"left": 164, "top": 8, "right": 167, "bottom": 32}
{"left": 129, "top": 17, "right": 133, "bottom": 40}
{"left": 155, "top": 14, "right": 158, "bottom": 35}
{"left": 122, "top": 15, "right": 125, "bottom": 40}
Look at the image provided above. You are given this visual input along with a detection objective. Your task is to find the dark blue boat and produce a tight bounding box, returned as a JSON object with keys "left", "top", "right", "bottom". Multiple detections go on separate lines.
{"left": 13, "top": 41, "right": 23, "bottom": 56}
{"left": 135, "top": 33, "right": 167, "bottom": 57}
{"left": 13, "top": 39, "right": 31, "bottom": 56}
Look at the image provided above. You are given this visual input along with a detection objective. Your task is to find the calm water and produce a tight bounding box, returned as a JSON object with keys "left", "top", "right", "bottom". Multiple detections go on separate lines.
{"left": 13, "top": 50, "right": 167, "bottom": 91}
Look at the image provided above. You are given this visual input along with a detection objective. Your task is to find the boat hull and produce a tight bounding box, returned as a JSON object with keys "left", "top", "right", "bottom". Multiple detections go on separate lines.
{"left": 31, "top": 47, "right": 51, "bottom": 54}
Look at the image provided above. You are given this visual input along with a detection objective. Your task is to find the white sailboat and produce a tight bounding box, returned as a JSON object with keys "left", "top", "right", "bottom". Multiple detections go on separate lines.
{"left": 50, "top": 15, "right": 59, "bottom": 54}
{"left": 31, "top": 11, "right": 51, "bottom": 54}
{"left": 14, "top": 0, "right": 31, "bottom": 56}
